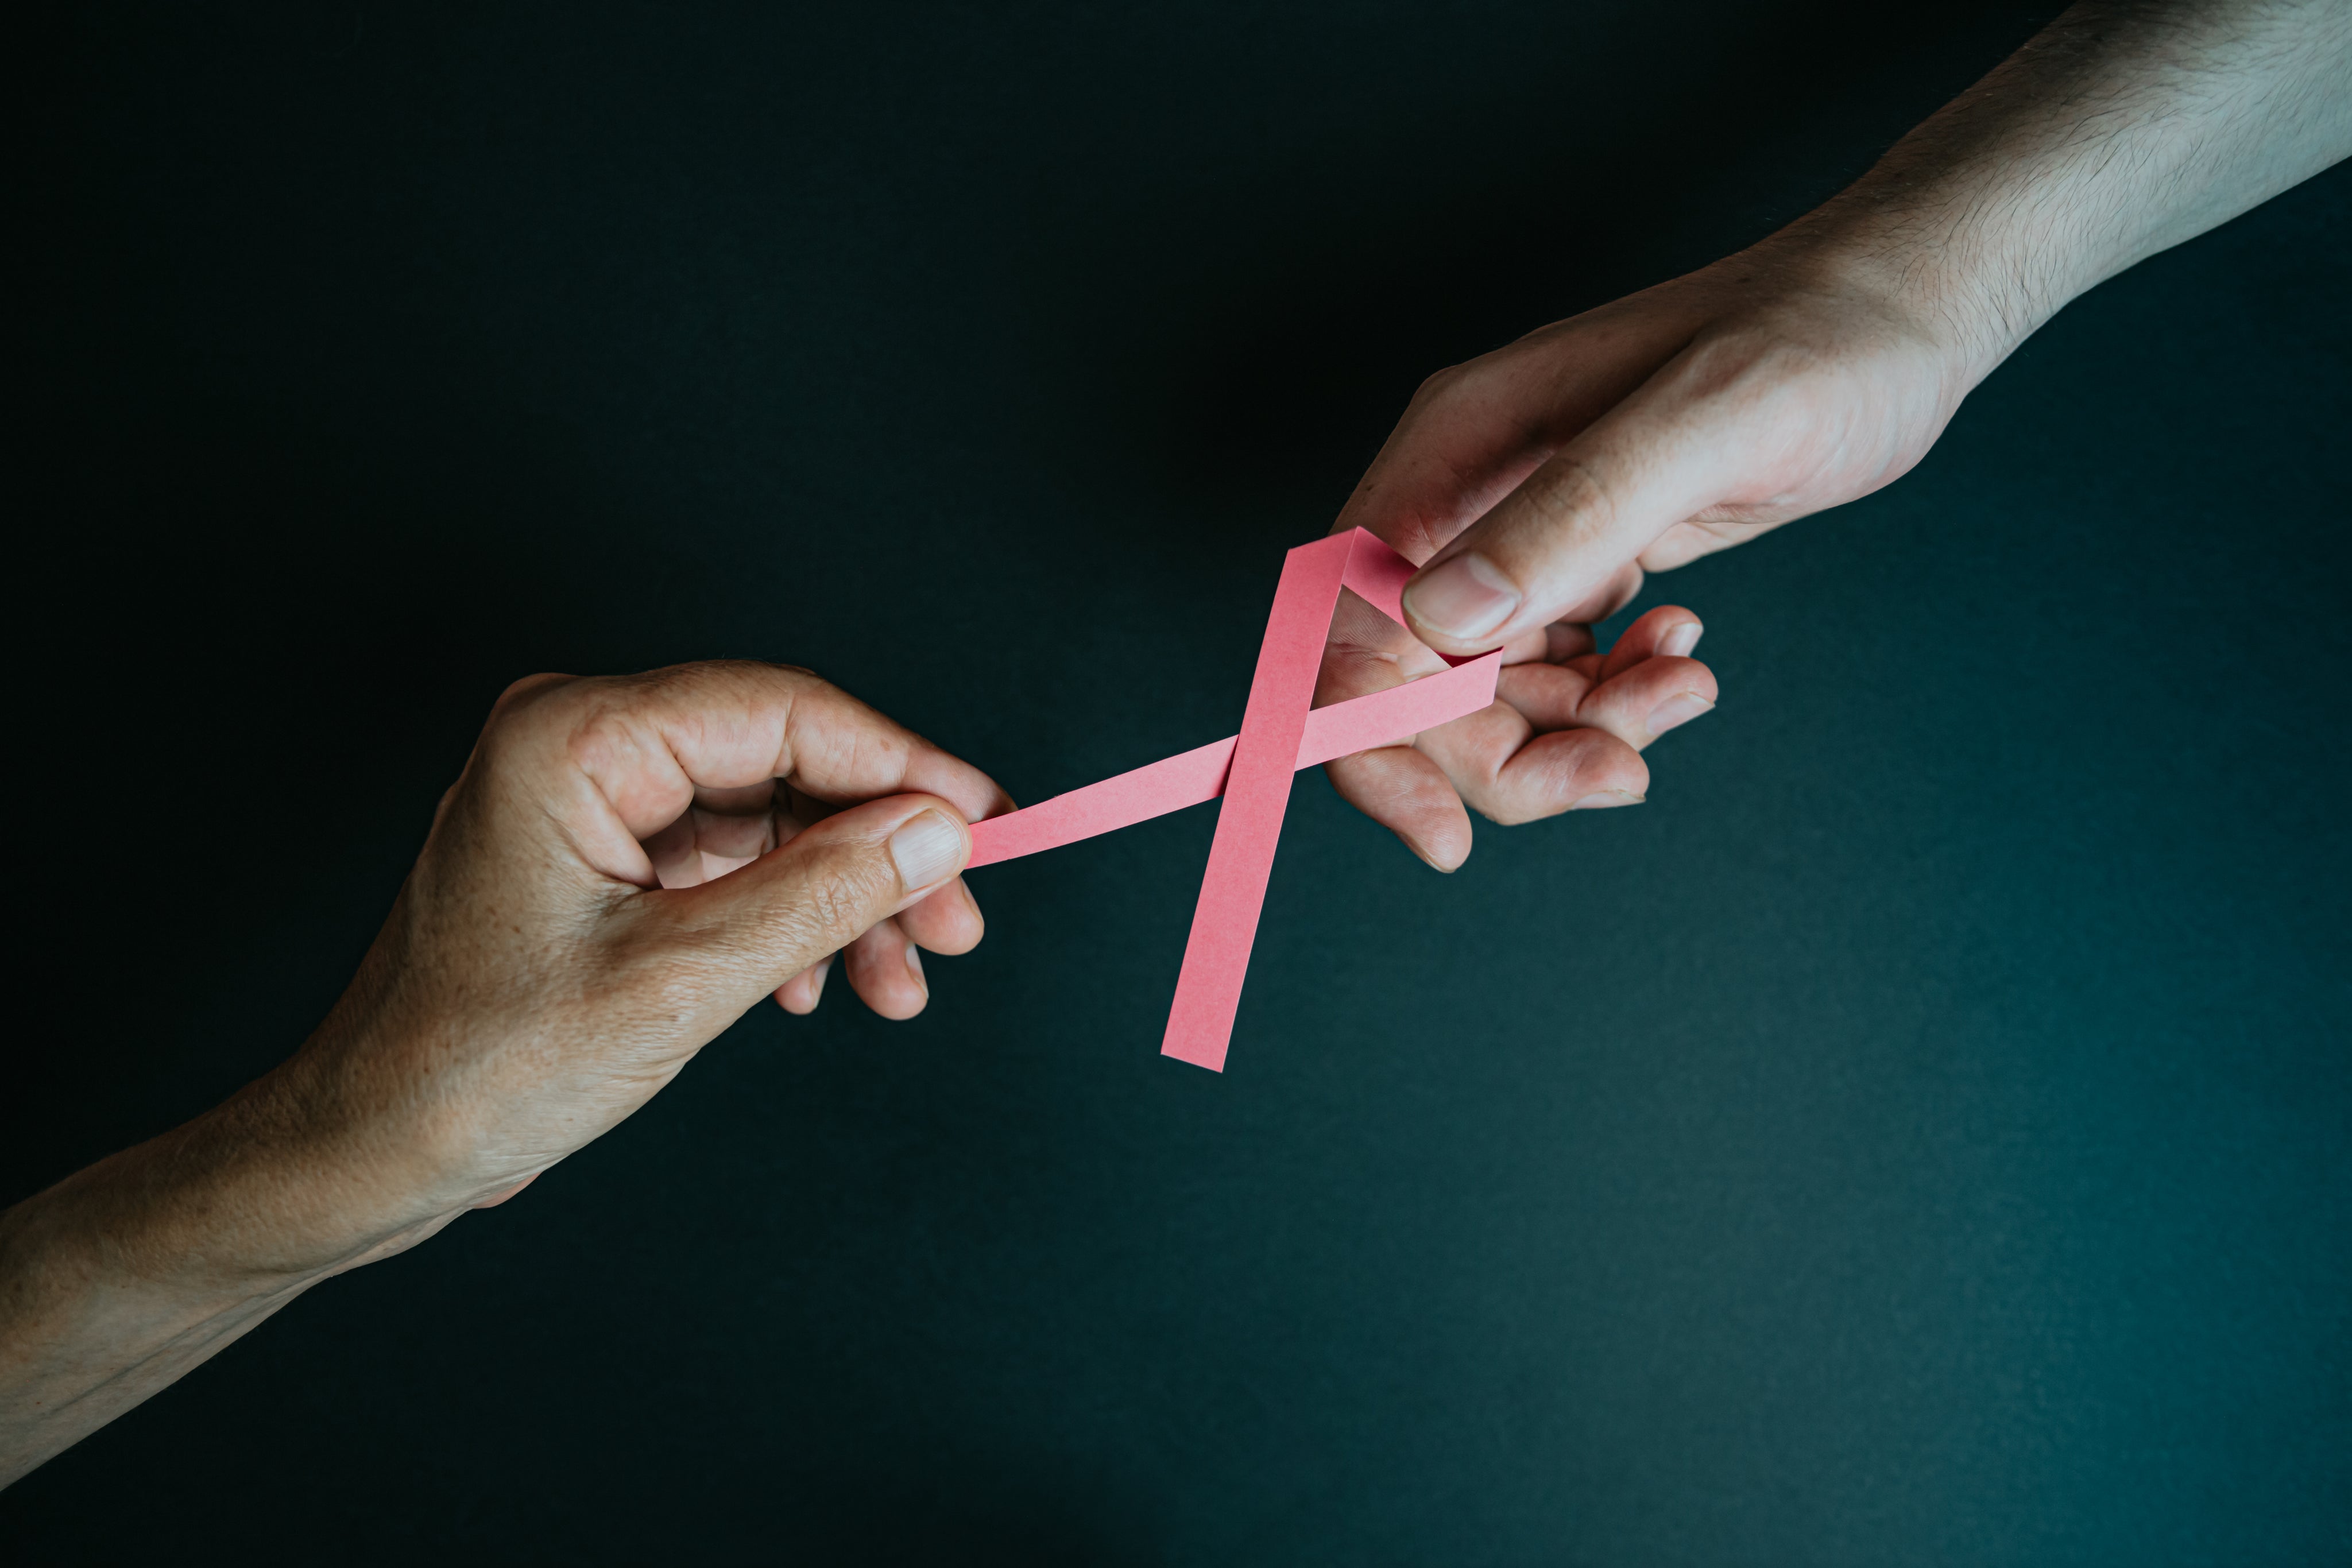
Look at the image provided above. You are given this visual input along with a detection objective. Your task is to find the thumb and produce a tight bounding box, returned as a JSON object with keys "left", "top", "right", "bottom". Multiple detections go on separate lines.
{"left": 620, "top": 793, "right": 972, "bottom": 1009}
{"left": 1396, "top": 355, "right": 1749, "bottom": 655}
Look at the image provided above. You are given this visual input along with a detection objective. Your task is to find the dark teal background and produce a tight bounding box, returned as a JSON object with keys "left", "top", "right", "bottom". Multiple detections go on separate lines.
{"left": 9, "top": 3, "right": 2348, "bottom": 1562}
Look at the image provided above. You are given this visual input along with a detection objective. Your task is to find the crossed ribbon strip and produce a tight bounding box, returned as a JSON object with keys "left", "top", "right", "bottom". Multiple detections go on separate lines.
{"left": 967, "top": 529, "right": 1504, "bottom": 1073}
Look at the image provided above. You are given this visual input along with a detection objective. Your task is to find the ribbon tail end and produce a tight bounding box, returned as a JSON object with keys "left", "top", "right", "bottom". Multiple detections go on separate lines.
{"left": 1160, "top": 1032, "right": 1231, "bottom": 1073}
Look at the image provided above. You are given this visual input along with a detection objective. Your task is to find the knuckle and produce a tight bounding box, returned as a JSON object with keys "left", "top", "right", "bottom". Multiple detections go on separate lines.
{"left": 1522, "top": 456, "right": 1616, "bottom": 535}
{"left": 492, "top": 672, "right": 574, "bottom": 715}
{"left": 1412, "top": 363, "right": 1467, "bottom": 404}
{"left": 479, "top": 674, "right": 577, "bottom": 756}
{"left": 1674, "top": 327, "right": 1796, "bottom": 404}
{"left": 562, "top": 694, "right": 650, "bottom": 779}
{"left": 802, "top": 846, "right": 899, "bottom": 939}
{"left": 478, "top": 696, "right": 567, "bottom": 773}
{"left": 1408, "top": 358, "right": 1497, "bottom": 417}
{"left": 1316, "top": 644, "right": 1404, "bottom": 702}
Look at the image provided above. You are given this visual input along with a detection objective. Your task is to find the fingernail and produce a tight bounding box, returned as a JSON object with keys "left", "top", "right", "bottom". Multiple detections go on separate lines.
{"left": 1403, "top": 552, "right": 1521, "bottom": 641}
{"left": 1571, "top": 790, "right": 1643, "bottom": 810}
{"left": 1646, "top": 692, "right": 1715, "bottom": 739}
{"left": 1661, "top": 622, "right": 1703, "bottom": 659}
{"left": 888, "top": 810, "right": 962, "bottom": 891}
{"left": 904, "top": 944, "right": 926, "bottom": 987}
{"left": 810, "top": 957, "right": 831, "bottom": 1004}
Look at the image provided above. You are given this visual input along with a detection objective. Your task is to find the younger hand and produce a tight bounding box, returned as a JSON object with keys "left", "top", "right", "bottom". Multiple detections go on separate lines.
{"left": 1355, "top": 245, "right": 1972, "bottom": 661}
{"left": 1318, "top": 583, "right": 1717, "bottom": 870}
{"left": 1320, "top": 239, "right": 1962, "bottom": 865}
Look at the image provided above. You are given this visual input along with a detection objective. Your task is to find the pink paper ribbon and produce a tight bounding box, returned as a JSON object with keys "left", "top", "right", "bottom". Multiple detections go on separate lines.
{"left": 968, "top": 529, "right": 1503, "bottom": 1072}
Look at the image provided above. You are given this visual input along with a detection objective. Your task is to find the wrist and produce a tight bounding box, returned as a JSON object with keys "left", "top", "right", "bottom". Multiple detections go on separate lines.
{"left": 0, "top": 1071, "right": 444, "bottom": 1485}
{"left": 1766, "top": 198, "right": 2059, "bottom": 392}
{"left": 222, "top": 1044, "right": 477, "bottom": 1277}
{"left": 40, "top": 1052, "right": 460, "bottom": 1300}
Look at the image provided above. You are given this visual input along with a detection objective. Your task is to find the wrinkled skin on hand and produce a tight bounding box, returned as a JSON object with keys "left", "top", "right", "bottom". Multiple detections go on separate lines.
{"left": 1, "top": 660, "right": 1016, "bottom": 1486}
{"left": 285, "top": 661, "right": 1010, "bottom": 1246}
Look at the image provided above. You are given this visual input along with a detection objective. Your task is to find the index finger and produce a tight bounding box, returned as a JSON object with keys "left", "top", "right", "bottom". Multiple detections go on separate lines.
{"left": 1333, "top": 305, "right": 1700, "bottom": 564}
{"left": 492, "top": 660, "right": 1012, "bottom": 886}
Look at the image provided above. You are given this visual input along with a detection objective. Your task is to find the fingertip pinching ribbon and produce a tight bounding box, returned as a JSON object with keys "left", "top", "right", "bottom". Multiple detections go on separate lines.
{"left": 966, "top": 529, "right": 1502, "bottom": 1072}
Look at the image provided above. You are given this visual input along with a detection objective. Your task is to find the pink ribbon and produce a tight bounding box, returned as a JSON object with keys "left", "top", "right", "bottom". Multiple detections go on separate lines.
{"left": 968, "top": 529, "right": 1503, "bottom": 1071}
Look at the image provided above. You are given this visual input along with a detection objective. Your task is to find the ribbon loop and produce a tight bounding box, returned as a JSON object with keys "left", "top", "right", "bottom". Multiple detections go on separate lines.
{"left": 966, "top": 529, "right": 1502, "bottom": 1071}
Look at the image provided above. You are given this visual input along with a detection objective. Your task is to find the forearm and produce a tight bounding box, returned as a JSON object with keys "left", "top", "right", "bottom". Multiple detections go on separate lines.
{"left": 1797, "top": 0, "right": 2352, "bottom": 372}
{"left": 0, "top": 1067, "right": 449, "bottom": 1486}
{"left": 0, "top": 1190, "right": 314, "bottom": 1488}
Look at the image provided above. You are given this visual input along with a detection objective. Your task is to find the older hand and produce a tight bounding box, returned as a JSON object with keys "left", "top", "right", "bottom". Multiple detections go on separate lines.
{"left": 306, "top": 660, "right": 1010, "bottom": 1221}
{"left": 2, "top": 660, "right": 1008, "bottom": 1482}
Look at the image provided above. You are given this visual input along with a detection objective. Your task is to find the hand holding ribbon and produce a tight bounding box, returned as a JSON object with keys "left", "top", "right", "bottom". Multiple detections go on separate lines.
{"left": 968, "top": 528, "right": 1638, "bottom": 1071}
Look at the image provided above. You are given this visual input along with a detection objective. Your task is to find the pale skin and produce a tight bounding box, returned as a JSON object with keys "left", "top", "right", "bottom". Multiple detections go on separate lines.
{"left": 5, "top": 0, "right": 2346, "bottom": 1489}
{"left": 1324, "top": 0, "right": 2352, "bottom": 871}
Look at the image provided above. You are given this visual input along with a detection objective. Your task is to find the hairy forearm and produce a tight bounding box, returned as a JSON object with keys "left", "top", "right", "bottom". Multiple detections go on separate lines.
{"left": 1799, "top": 0, "right": 2352, "bottom": 371}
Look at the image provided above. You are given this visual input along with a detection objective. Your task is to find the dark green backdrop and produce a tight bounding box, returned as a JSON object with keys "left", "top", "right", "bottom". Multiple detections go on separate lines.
{"left": 9, "top": 3, "right": 2348, "bottom": 1562}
